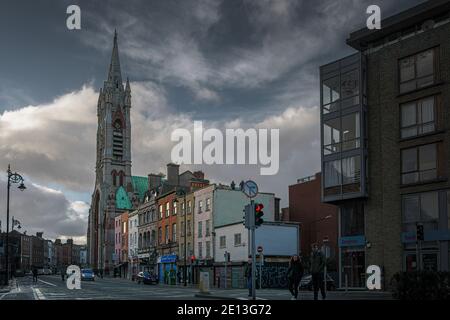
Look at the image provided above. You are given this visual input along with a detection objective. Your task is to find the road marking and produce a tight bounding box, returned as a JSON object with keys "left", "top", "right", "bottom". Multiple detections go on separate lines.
{"left": 38, "top": 279, "right": 57, "bottom": 287}
{"left": 32, "top": 287, "right": 47, "bottom": 300}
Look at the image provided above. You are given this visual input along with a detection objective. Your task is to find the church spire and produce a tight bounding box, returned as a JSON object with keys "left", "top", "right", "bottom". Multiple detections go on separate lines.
{"left": 107, "top": 29, "right": 122, "bottom": 87}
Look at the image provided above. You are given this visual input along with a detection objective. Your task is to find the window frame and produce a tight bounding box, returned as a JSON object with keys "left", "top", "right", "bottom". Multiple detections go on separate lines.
{"left": 401, "top": 143, "right": 438, "bottom": 185}
{"left": 398, "top": 47, "right": 437, "bottom": 94}
{"left": 400, "top": 95, "right": 437, "bottom": 139}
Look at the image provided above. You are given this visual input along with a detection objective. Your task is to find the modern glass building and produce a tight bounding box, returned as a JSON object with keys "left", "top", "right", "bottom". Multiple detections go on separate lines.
{"left": 321, "top": 0, "right": 450, "bottom": 289}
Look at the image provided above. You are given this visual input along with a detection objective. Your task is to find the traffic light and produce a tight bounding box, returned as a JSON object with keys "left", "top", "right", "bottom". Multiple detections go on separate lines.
{"left": 254, "top": 203, "right": 264, "bottom": 227}
{"left": 416, "top": 223, "right": 424, "bottom": 241}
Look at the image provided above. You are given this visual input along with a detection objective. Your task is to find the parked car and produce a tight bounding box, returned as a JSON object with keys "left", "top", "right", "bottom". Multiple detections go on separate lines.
{"left": 299, "top": 273, "right": 336, "bottom": 291}
{"left": 136, "top": 271, "right": 158, "bottom": 284}
{"left": 81, "top": 268, "right": 95, "bottom": 281}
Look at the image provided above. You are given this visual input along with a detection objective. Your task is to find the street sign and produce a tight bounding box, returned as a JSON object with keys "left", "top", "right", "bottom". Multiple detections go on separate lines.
{"left": 242, "top": 180, "right": 258, "bottom": 198}
{"left": 257, "top": 246, "right": 263, "bottom": 253}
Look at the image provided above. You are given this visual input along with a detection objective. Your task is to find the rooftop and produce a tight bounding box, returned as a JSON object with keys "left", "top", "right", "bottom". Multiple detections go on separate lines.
{"left": 347, "top": 0, "right": 450, "bottom": 50}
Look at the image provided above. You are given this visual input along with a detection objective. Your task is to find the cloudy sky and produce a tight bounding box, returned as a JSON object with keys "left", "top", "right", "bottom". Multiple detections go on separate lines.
{"left": 0, "top": 0, "right": 424, "bottom": 243}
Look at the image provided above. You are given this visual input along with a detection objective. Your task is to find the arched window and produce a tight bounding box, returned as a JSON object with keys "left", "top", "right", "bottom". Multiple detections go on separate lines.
{"left": 112, "top": 170, "right": 117, "bottom": 186}
{"left": 147, "top": 231, "right": 151, "bottom": 247}
{"left": 143, "top": 233, "right": 147, "bottom": 248}
{"left": 139, "top": 233, "right": 142, "bottom": 248}
{"left": 119, "top": 171, "right": 124, "bottom": 186}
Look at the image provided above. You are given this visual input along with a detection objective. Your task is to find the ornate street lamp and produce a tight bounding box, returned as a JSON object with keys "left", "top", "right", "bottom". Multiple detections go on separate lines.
{"left": 4, "top": 164, "right": 26, "bottom": 285}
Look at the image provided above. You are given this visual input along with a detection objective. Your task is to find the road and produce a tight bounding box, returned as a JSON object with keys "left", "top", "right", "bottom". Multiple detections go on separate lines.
{"left": 0, "top": 275, "right": 393, "bottom": 300}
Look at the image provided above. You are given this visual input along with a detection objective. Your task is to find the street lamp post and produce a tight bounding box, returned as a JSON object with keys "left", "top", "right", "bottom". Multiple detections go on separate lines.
{"left": 174, "top": 189, "right": 187, "bottom": 286}
{"left": 4, "top": 164, "right": 26, "bottom": 285}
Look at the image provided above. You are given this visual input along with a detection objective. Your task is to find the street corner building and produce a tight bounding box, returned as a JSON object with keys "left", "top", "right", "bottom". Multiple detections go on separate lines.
{"left": 87, "top": 31, "right": 144, "bottom": 275}
{"left": 320, "top": 0, "right": 450, "bottom": 289}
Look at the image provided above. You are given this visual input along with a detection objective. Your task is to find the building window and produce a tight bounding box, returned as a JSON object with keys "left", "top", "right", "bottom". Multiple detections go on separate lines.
{"left": 234, "top": 233, "right": 241, "bottom": 246}
{"left": 166, "top": 202, "right": 170, "bottom": 217}
{"left": 165, "top": 225, "right": 169, "bottom": 243}
{"left": 401, "top": 96, "right": 436, "bottom": 139}
{"left": 181, "top": 244, "right": 185, "bottom": 258}
{"left": 205, "top": 220, "right": 210, "bottom": 236}
{"left": 159, "top": 205, "right": 163, "bottom": 219}
{"left": 181, "top": 221, "right": 185, "bottom": 237}
{"left": 401, "top": 143, "right": 437, "bottom": 184}
{"left": 340, "top": 201, "right": 364, "bottom": 237}
{"left": 323, "top": 113, "right": 360, "bottom": 155}
{"left": 172, "top": 223, "right": 177, "bottom": 242}
{"left": 173, "top": 201, "right": 178, "bottom": 215}
{"left": 151, "top": 230, "right": 156, "bottom": 246}
{"left": 187, "top": 200, "right": 192, "bottom": 214}
{"left": 198, "top": 200, "right": 203, "bottom": 213}
{"left": 206, "top": 198, "right": 211, "bottom": 211}
{"left": 403, "top": 191, "right": 439, "bottom": 232}
{"left": 181, "top": 201, "right": 185, "bottom": 215}
{"left": 198, "top": 221, "right": 203, "bottom": 238}
{"left": 219, "top": 236, "right": 226, "bottom": 249}
{"left": 399, "top": 48, "right": 435, "bottom": 93}
{"left": 158, "top": 227, "right": 162, "bottom": 244}
{"left": 206, "top": 241, "right": 211, "bottom": 258}
{"left": 198, "top": 242, "right": 203, "bottom": 258}
{"left": 187, "top": 221, "right": 191, "bottom": 236}
{"left": 324, "top": 156, "right": 361, "bottom": 188}
{"left": 322, "top": 76, "right": 340, "bottom": 114}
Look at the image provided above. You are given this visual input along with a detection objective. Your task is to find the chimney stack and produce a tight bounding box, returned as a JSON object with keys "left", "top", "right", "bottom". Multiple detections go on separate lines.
{"left": 148, "top": 173, "right": 163, "bottom": 191}
{"left": 167, "top": 163, "right": 180, "bottom": 186}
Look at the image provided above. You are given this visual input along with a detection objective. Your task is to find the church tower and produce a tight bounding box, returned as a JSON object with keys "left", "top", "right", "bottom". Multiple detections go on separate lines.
{"left": 88, "top": 31, "right": 138, "bottom": 274}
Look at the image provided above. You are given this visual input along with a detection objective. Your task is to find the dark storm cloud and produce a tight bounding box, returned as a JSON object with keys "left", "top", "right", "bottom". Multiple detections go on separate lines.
{"left": 0, "top": 0, "right": 427, "bottom": 242}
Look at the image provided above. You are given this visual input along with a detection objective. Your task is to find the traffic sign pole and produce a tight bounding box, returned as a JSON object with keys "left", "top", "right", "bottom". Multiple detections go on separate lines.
{"left": 250, "top": 200, "right": 256, "bottom": 300}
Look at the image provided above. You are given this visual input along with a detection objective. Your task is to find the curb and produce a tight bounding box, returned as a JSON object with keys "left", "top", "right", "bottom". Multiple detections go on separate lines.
{"left": 195, "top": 293, "right": 240, "bottom": 300}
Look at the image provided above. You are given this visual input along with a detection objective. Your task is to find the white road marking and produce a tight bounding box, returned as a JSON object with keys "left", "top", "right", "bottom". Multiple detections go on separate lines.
{"left": 38, "top": 279, "right": 57, "bottom": 287}
{"left": 32, "top": 287, "right": 47, "bottom": 300}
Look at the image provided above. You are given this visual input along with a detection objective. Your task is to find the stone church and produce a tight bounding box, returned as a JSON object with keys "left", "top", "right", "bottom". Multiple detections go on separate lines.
{"left": 87, "top": 31, "right": 147, "bottom": 274}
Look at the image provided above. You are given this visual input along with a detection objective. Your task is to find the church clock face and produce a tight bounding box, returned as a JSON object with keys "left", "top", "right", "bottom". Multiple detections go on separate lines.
{"left": 114, "top": 121, "right": 121, "bottom": 130}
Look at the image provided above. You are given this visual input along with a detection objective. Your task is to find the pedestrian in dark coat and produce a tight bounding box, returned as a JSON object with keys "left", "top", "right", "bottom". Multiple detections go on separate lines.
{"left": 287, "top": 255, "right": 304, "bottom": 300}
{"left": 32, "top": 267, "right": 38, "bottom": 284}
{"left": 244, "top": 258, "right": 252, "bottom": 297}
{"left": 310, "top": 243, "right": 326, "bottom": 300}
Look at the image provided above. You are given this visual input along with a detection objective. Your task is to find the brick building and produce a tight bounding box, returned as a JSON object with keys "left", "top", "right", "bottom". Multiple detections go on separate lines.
{"left": 288, "top": 173, "right": 338, "bottom": 268}
{"left": 320, "top": 0, "right": 450, "bottom": 289}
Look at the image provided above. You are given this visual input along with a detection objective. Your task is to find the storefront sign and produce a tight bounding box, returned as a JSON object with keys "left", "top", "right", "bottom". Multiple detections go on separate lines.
{"left": 339, "top": 235, "right": 366, "bottom": 247}
{"left": 159, "top": 254, "right": 177, "bottom": 263}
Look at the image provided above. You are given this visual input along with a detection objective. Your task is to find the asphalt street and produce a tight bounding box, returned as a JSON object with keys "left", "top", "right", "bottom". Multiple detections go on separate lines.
{"left": 0, "top": 275, "right": 393, "bottom": 300}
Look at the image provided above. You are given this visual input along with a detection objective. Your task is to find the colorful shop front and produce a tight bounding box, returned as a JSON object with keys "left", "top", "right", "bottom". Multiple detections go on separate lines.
{"left": 158, "top": 254, "right": 178, "bottom": 284}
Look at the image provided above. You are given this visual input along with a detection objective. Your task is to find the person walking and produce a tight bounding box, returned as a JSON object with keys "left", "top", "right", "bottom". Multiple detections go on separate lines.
{"left": 310, "top": 243, "right": 326, "bottom": 300}
{"left": 32, "top": 267, "right": 38, "bottom": 284}
{"left": 244, "top": 258, "right": 252, "bottom": 297}
{"left": 60, "top": 265, "right": 66, "bottom": 281}
{"left": 287, "top": 255, "right": 304, "bottom": 300}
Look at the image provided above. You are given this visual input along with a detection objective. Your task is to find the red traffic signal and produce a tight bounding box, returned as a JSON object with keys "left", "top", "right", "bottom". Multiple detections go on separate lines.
{"left": 254, "top": 203, "right": 264, "bottom": 227}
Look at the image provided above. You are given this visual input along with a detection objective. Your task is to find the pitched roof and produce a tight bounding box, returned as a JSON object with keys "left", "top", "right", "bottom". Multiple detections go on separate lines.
{"left": 115, "top": 186, "right": 132, "bottom": 210}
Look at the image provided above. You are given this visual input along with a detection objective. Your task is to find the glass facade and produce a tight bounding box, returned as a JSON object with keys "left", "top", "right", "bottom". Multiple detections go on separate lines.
{"left": 321, "top": 53, "right": 367, "bottom": 202}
